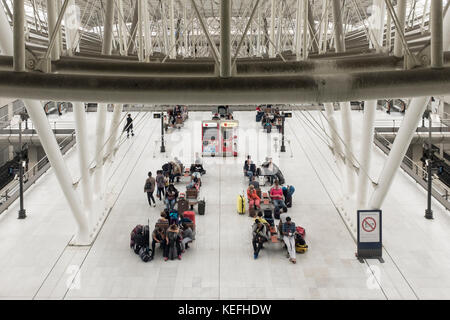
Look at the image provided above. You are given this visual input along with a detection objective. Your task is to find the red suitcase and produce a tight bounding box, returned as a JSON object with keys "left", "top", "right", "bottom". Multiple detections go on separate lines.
{"left": 183, "top": 211, "right": 196, "bottom": 225}
{"left": 296, "top": 226, "right": 305, "bottom": 238}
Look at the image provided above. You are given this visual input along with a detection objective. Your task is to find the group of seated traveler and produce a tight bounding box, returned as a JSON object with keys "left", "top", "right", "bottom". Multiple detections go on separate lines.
{"left": 162, "top": 158, "right": 184, "bottom": 184}
{"left": 247, "top": 179, "right": 288, "bottom": 214}
{"left": 252, "top": 213, "right": 299, "bottom": 264}
{"left": 152, "top": 210, "right": 195, "bottom": 261}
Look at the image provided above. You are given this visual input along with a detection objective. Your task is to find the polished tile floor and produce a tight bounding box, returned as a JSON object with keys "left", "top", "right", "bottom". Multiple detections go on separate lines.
{"left": 0, "top": 108, "right": 449, "bottom": 299}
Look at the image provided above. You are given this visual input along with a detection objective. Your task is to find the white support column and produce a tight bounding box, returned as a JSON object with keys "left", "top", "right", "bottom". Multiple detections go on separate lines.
{"left": 161, "top": 1, "right": 169, "bottom": 56}
{"left": 143, "top": 0, "right": 152, "bottom": 61}
{"left": 357, "top": 100, "right": 377, "bottom": 209}
{"left": 302, "top": 0, "right": 309, "bottom": 60}
{"left": 256, "top": 4, "right": 261, "bottom": 57}
{"left": 27, "top": 99, "right": 91, "bottom": 244}
{"left": 64, "top": 0, "right": 77, "bottom": 56}
{"left": 319, "top": 0, "right": 329, "bottom": 54}
{"left": 117, "top": 0, "right": 128, "bottom": 56}
{"left": 169, "top": 0, "right": 176, "bottom": 58}
{"left": 184, "top": 2, "right": 188, "bottom": 56}
{"left": 340, "top": 101, "right": 355, "bottom": 195}
{"left": 2, "top": 0, "right": 90, "bottom": 244}
{"left": 295, "top": 0, "right": 302, "bottom": 60}
{"left": 369, "top": 97, "right": 430, "bottom": 209}
{"left": 105, "top": 104, "right": 123, "bottom": 163}
{"left": 102, "top": 0, "right": 114, "bottom": 56}
{"left": 331, "top": 0, "right": 345, "bottom": 53}
{"left": 73, "top": 102, "right": 94, "bottom": 229}
{"left": 368, "top": 0, "right": 386, "bottom": 53}
{"left": 269, "top": 0, "right": 276, "bottom": 57}
{"left": 46, "top": 0, "right": 61, "bottom": 60}
{"left": 386, "top": 7, "right": 392, "bottom": 52}
{"left": 393, "top": 0, "right": 407, "bottom": 57}
{"left": 324, "top": 103, "right": 344, "bottom": 170}
{"left": 137, "top": 0, "right": 144, "bottom": 61}
{"left": 94, "top": 103, "right": 107, "bottom": 200}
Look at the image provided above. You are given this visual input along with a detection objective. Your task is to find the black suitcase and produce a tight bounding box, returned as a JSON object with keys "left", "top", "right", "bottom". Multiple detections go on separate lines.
{"left": 275, "top": 171, "right": 285, "bottom": 185}
{"left": 263, "top": 209, "right": 273, "bottom": 219}
{"left": 198, "top": 199, "right": 206, "bottom": 215}
{"left": 266, "top": 125, "right": 271, "bottom": 133}
{"left": 274, "top": 207, "right": 281, "bottom": 220}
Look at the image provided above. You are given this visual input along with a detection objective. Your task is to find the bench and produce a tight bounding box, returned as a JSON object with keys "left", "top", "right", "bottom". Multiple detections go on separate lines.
{"left": 155, "top": 222, "right": 195, "bottom": 232}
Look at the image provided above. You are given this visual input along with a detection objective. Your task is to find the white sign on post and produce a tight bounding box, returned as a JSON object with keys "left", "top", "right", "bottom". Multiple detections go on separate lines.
{"left": 359, "top": 211, "right": 380, "bottom": 243}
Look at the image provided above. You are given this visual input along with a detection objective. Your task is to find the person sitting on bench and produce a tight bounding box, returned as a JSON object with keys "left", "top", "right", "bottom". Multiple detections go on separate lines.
{"left": 181, "top": 223, "right": 195, "bottom": 250}
{"left": 165, "top": 224, "right": 182, "bottom": 261}
{"left": 244, "top": 157, "right": 257, "bottom": 182}
{"left": 252, "top": 220, "right": 268, "bottom": 260}
{"left": 157, "top": 211, "right": 169, "bottom": 224}
{"left": 270, "top": 180, "right": 287, "bottom": 212}
{"left": 151, "top": 227, "right": 167, "bottom": 260}
{"left": 256, "top": 211, "right": 272, "bottom": 239}
{"left": 282, "top": 217, "right": 297, "bottom": 264}
{"left": 249, "top": 176, "right": 260, "bottom": 189}
{"left": 247, "top": 185, "right": 261, "bottom": 210}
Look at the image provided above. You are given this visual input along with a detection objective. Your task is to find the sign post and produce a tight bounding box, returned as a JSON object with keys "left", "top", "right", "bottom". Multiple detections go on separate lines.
{"left": 356, "top": 210, "right": 383, "bottom": 263}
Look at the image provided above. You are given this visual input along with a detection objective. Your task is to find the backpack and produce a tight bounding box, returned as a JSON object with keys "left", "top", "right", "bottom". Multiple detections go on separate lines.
{"left": 130, "top": 225, "right": 144, "bottom": 250}
{"left": 130, "top": 225, "right": 149, "bottom": 254}
{"left": 139, "top": 247, "right": 153, "bottom": 262}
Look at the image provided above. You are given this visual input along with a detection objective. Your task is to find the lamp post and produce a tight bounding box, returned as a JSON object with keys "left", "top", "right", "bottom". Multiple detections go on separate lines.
{"left": 280, "top": 115, "right": 286, "bottom": 152}
{"left": 425, "top": 106, "right": 434, "bottom": 219}
{"left": 18, "top": 118, "right": 26, "bottom": 219}
{"left": 160, "top": 110, "right": 166, "bottom": 153}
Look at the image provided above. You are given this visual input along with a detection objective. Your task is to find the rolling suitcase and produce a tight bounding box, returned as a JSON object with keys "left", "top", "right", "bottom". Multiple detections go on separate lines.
{"left": 274, "top": 207, "right": 281, "bottom": 220}
{"left": 198, "top": 199, "right": 206, "bottom": 215}
{"left": 177, "top": 199, "right": 189, "bottom": 214}
{"left": 237, "top": 195, "right": 246, "bottom": 214}
{"left": 296, "top": 226, "right": 306, "bottom": 238}
{"left": 249, "top": 205, "right": 256, "bottom": 218}
{"left": 183, "top": 211, "right": 196, "bottom": 225}
{"left": 263, "top": 209, "right": 273, "bottom": 219}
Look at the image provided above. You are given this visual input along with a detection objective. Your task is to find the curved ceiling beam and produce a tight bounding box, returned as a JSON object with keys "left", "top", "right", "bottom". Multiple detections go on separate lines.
{"left": 0, "top": 67, "right": 449, "bottom": 105}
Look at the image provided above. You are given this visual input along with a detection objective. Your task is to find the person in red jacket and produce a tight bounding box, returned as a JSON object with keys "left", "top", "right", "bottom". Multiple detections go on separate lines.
{"left": 269, "top": 180, "right": 287, "bottom": 212}
{"left": 247, "top": 185, "right": 261, "bottom": 210}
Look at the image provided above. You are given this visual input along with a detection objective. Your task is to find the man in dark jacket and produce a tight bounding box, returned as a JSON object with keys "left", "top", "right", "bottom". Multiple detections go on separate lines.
{"left": 124, "top": 114, "right": 134, "bottom": 138}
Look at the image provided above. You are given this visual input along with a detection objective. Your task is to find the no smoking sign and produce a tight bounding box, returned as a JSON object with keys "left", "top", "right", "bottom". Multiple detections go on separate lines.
{"left": 357, "top": 210, "right": 382, "bottom": 260}
{"left": 362, "top": 217, "right": 376, "bottom": 233}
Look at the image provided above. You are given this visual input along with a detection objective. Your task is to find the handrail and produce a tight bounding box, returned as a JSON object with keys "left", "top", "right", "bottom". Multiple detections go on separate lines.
{"left": 0, "top": 130, "right": 76, "bottom": 215}
{"left": 374, "top": 131, "right": 450, "bottom": 211}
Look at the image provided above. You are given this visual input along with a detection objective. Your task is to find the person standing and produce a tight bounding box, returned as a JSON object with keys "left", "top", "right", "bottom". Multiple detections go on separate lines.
{"left": 124, "top": 114, "right": 134, "bottom": 138}
{"left": 144, "top": 172, "right": 156, "bottom": 207}
{"left": 165, "top": 184, "right": 179, "bottom": 211}
{"left": 156, "top": 170, "right": 165, "bottom": 201}
{"left": 282, "top": 217, "right": 297, "bottom": 264}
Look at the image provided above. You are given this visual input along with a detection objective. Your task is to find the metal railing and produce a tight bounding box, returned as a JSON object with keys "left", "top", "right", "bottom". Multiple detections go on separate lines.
{"left": 374, "top": 131, "right": 450, "bottom": 210}
{"left": 0, "top": 132, "right": 76, "bottom": 215}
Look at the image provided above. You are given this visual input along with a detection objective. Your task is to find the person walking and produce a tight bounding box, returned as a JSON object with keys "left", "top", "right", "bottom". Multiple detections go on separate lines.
{"left": 124, "top": 114, "right": 134, "bottom": 138}
{"left": 144, "top": 172, "right": 156, "bottom": 207}
{"left": 156, "top": 170, "right": 165, "bottom": 201}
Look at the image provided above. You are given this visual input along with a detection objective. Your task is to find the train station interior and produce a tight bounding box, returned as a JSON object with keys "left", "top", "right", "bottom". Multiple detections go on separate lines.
{"left": 0, "top": 0, "right": 450, "bottom": 300}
